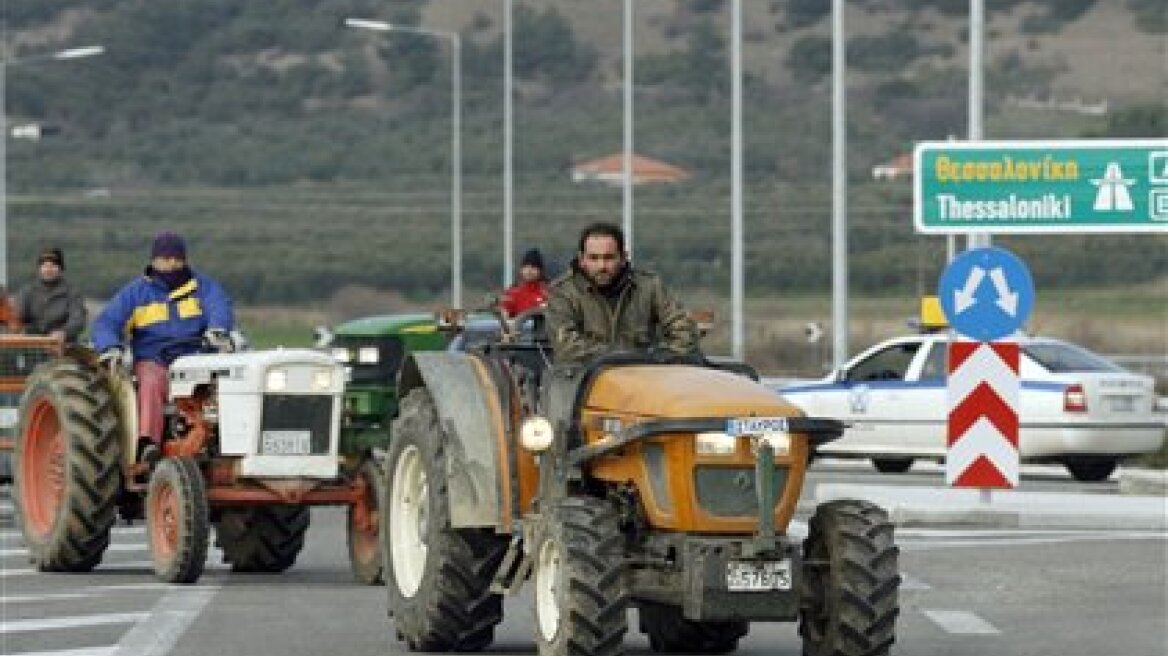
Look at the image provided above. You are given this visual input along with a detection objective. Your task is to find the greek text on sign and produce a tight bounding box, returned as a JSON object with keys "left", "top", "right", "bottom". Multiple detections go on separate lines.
{"left": 914, "top": 139, "right": 1168, "bottom": 233}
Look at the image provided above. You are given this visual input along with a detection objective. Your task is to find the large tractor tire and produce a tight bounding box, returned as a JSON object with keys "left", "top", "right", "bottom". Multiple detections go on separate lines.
{"left": 147, "top": 456, "right": 209, "bottom": 584}
{"left": 213, "top": 506, "right": 310, "bottom": 573}
{"left": 348, "top": 458, "right": 384, "bottom": 585}
{"left": 639, "top": 603, "right": 748, "bottom": 654}
{"left": 533, "top": 496, "right": 628, "bottom": 656}
{"left": 799, "top": 500, "right": 900, "bottom": 656}
{"left": 384, "top": 388, "right": 508, "bottom": 652}
{"left": 14, "top": 361, "right": 121, "bottom": 572}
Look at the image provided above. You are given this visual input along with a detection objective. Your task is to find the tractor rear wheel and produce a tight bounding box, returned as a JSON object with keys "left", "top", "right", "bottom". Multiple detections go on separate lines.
{"left": 384, "top": 388, "right": 508, "bottom": 652}
{"left": 213, "top": 506, "right": 310, "bottom": 573}
{"left": 533, "top": 496, "right": 628, "bottom": 656}
{"left": 799, "top": 499, "right": 899, "bottom": 656}
{"left": 147, "top": 456, "right": 209, "bottom": 584}
{"left": 348, "top": 458, "right": 384, "bottom": 585}
{"left": 639, "top": 603, "right": 747, "bottom": 654}
{"left": 14, "top": 361, "right": 121, "bottom": 572}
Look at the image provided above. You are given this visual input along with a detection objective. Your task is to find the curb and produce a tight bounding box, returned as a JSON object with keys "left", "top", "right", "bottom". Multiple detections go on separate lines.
{"left": 1118, "top": 469, "right": 1168, "bottom": 496}
{"left": 815, "top": 483, "right": 1168, "bottom": 531}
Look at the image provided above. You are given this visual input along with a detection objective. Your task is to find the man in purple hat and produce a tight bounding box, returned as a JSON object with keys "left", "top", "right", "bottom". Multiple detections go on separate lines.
{"left": 92, "top": 231, "right": 235, "bottom": 466}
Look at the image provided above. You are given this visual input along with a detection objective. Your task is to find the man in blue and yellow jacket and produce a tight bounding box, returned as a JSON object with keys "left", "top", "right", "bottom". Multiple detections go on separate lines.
{"left": 93, "top": 232, "right": 234, "bottom": 465}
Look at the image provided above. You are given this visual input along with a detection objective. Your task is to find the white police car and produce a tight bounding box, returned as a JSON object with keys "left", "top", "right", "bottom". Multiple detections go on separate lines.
{"left": 776, "top": 333, "right": 1165, "bottom": 482}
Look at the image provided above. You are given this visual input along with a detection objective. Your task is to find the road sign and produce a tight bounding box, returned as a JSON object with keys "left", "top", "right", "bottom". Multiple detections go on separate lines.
{"left": 914, "top": 139, "right": 1168, "bottom": 233}
{"left": 947, "top": 341, "right": 1019, "bottom": 488}
{"left": 938, "top": 247, "right": 1034, "bottom": 342}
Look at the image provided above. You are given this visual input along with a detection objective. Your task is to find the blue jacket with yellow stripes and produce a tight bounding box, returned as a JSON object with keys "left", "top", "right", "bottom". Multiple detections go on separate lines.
{"left": 92, "top": 269, "right": 234, "bottom": 365}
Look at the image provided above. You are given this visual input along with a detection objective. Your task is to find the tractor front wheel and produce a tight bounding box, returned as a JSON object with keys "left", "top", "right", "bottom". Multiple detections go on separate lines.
{"left": 146, "top": 456, "right": 209, "bottom": 584}
{"left": 348, "top": 458, "right": 384, "bottom": 585}
{"left": 639, "top": 602, "right": 747, "bottom": 654}
{"left": 384, "top": 388, "right": 508, "bottom": 652}
{"left": 533, "top": 496, "right": 628, "bottom": 656}
{"left": 14, "top": 361, "right": 121, "bottom": 572}
{"left": 213, "top": 506, "right": 310, "bottom": 573}
{"left": 799, "top": 499, "right": 900, "bottom": 656}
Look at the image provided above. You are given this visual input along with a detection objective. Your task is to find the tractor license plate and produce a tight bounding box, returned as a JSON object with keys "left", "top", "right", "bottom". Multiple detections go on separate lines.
{"left": 260, "top": 430, "right": 312, "bottom": 455}
{"left": 726, "top": 417, "right": 789, "bottom": 436}
{"left": 726, "top": 560, "right": 792, "bottom": 592}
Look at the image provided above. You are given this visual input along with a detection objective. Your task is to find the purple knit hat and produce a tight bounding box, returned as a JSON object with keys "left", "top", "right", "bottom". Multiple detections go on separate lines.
{"left": 151, "top": 232, "right": 187, "bottom": 259}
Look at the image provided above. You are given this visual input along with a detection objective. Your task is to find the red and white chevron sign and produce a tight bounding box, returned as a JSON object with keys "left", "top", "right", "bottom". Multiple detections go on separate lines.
{"left": 947, "top": 341, "right": 1020, "bottom": 488}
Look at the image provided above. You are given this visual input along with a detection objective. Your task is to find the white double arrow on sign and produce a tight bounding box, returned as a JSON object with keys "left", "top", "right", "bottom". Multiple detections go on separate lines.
{"left": 953, "top": 266, "right": 1019, "bottom": 316}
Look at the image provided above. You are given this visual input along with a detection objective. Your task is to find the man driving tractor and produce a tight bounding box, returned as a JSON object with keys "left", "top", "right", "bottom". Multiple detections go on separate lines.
{"left": 91, "top": 231, "right": 234, "bottom": 466}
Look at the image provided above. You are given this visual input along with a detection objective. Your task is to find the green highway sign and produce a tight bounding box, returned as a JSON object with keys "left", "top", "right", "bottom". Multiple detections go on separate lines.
{"left": 914, "top": 139, "right": 1168, "bottom": 234}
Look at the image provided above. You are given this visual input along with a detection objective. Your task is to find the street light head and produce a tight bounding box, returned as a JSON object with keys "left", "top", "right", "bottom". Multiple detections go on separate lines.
{"left": 53, "top": 45, "right": 105, "bottom": 60}
{"left": 344, "top": 18, "right": 393, "bottom": 32}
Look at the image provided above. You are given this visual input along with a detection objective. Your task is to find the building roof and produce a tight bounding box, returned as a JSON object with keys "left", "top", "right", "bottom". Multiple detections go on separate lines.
{"left": 572, "top": 153, "right": 690, "bottom": 185}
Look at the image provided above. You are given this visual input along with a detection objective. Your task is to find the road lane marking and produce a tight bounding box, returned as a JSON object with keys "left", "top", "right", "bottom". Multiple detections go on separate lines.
{"left": 902, "top": 532, "right": 1166, "bottom": 551}
{"left": 2, "top": 647, "right": 117, "bottom": 656}
{"left": 0, "top": 527, "right": 147, "bottom": 539}
{"left": 110, "top": 586, "right": 219, "bottom": 656}
{"left": 900, "top": 574, "right": 932, "bottom": 591}
{"left": 0, "top": 612, "right": 149, "bottom": 633}
{"left": 2, "top": 583, "right": 175, "bottom": 604}
{"left": 1, "top": 544, "right": 146, "bottom": 557}
{"left": 922, "top": 610, "right": 1001, "bottom": 635}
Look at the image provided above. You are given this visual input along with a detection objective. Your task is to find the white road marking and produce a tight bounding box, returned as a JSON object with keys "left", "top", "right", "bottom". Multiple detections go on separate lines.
{"left": 902, "top": 532, "right": 1166, "bottom": 551}
{"left": 109, "top": 586, "right": 219, "bottom": 656}
{"left": 1, "top": 647, "right": 117, "bottom": 656}
{"left": 922, "top": 609, "right": 1001, "bottom": 635}
{"left": 0, "top": 612, "right": 149, "bottom": 634}
{"left": 900, "top": 574, "right": 932, "bottom": 591}
{"left": 2, "top": 583, "right": 175, "bottom": 604}
{"left": 1, "top": 544, "right": 146, "bottom": 557}
{"left": 0, "top": 526, "right": 146, "bottom": 540}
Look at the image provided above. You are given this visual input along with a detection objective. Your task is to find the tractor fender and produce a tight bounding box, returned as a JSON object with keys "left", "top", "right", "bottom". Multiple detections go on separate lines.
{"left": 398, "top": 351, "right": 511, "bottom": 530}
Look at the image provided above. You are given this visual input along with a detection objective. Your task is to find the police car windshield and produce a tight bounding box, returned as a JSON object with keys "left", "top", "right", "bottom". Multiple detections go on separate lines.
{"left": 1023, "top": 342, "right": 1124, "bottom": 373}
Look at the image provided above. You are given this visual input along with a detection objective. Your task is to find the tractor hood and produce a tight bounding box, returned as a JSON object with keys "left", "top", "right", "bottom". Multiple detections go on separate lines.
{"left": 584, "top": 365, "right": 803, "bottom": 419}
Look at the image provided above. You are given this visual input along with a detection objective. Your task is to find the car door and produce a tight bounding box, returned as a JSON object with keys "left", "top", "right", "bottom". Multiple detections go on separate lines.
{"left": 836, "top": 339, "right": 928, "bottom": 453}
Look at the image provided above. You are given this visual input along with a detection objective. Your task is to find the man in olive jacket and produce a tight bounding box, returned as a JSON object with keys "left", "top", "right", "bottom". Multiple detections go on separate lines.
{"left": 15, "top": 247, "right": 87, "bottom": 343}
{"left": 546, "top": 222, "right": 699, "bottom": 366}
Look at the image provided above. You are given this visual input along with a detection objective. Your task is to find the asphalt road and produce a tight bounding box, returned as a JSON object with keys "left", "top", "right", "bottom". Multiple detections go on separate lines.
{"left": 2, "top": 463, "right": 1165, "bottom": 656}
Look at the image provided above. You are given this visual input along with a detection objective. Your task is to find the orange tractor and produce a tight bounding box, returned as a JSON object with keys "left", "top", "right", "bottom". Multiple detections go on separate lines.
{"left": 379, "top": 312, "right": 901, "bottom": 656}
{"left": 0, "top": 295, "right": 62, "bottom": 483}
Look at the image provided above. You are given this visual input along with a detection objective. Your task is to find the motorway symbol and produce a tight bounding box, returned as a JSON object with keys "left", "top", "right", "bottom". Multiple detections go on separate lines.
{"left": 939, "top": 247, "right": 1034, "bottom": 342}
{"left": 947, "top": 341, "right": 1020, "bottom": 488}
{"left": 1090, "top": 162, "right": 1134, "bottom": 211}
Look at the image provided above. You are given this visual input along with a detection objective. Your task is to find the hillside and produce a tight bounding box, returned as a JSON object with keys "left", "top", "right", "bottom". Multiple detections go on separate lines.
{"left": 3, "top": 0, "right": 1165, "bottom": 313}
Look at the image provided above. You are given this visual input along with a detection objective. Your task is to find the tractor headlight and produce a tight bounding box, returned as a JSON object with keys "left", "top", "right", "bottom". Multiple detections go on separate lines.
{"left": 695, "top": 432, "right": 738, "bottom": 456}
{"left": 312, "top": 369, "right": 334, "bottom": 391}
{"left": 357, "top": 346, "right": 380, "bottom": 364}
{"left": 519, "top": 416, "right": 555, "bottom": 453}
{"left": 266, "top": 369, "right": 288, "bottom": 392}
{"left": 755, "top": 431, "right": 791, "bottom": 456}
{"left": 331, "top": 347, "right": 352, "bottom": 363}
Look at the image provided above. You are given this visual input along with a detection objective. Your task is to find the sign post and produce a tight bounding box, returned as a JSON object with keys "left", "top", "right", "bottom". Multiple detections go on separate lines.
{"left": 938, "top": 247, "right": 1034, "bottom": 489}
{"left": 915, "top": 139, "right": 1168, "bottom": 234}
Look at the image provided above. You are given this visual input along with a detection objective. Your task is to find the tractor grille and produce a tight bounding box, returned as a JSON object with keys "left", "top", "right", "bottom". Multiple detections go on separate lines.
{"left": 694, "top": 466, "right": 788, "bottom": 518}
{"left": 0, "top": 347, "right": 53, "bottom": 378}
{"left": 260, "top": 395, "right": 333, "bottom": 455}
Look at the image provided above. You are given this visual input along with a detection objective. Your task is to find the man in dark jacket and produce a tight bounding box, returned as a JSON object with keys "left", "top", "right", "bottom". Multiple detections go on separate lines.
{"left": 15, "top": 247, "right": 87, "bottom": 343}
{"left": 545, "top": 222, "right": 698, "bottom": 365}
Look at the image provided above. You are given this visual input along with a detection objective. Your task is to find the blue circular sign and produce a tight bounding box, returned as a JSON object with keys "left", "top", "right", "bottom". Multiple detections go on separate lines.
{"left": 938, "top": 247, "right": 1035, "bottom": 341}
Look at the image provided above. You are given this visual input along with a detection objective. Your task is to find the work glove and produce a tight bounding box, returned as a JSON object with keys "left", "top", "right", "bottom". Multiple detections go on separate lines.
{"left": 204, "top": 328, "right": 234, "bottom": 353}
{"left": 97, "top": 347, "right": 127, "bottom": 376}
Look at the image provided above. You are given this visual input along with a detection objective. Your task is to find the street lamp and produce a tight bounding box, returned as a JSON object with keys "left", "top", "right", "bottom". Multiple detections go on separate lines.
{"left": 1, "top": 44, "right": 105, "bottom": 289}
{"left": 345, "top": 18, "right": 464, "bottom": 308}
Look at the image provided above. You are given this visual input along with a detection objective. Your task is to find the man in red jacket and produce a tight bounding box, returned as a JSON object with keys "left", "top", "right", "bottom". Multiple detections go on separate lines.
{"left": 500, "top": 248, "right": 549, "bottom": 317}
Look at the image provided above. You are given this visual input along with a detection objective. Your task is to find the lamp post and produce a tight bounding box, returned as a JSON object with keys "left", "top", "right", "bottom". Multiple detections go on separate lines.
{"left": 503, "top": 0, "right": 514, "bottom": 285}
{"left": 1, "top": 44, "right": 104, "bottom": 289}
{"left": 345, "top": 18, "right": 463, "bottom": 307}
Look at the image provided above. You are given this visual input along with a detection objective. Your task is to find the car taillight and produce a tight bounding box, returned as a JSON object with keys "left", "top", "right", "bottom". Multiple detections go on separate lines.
{"left": 1064, "top": 384, "right": 1087, "bottom": 413}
